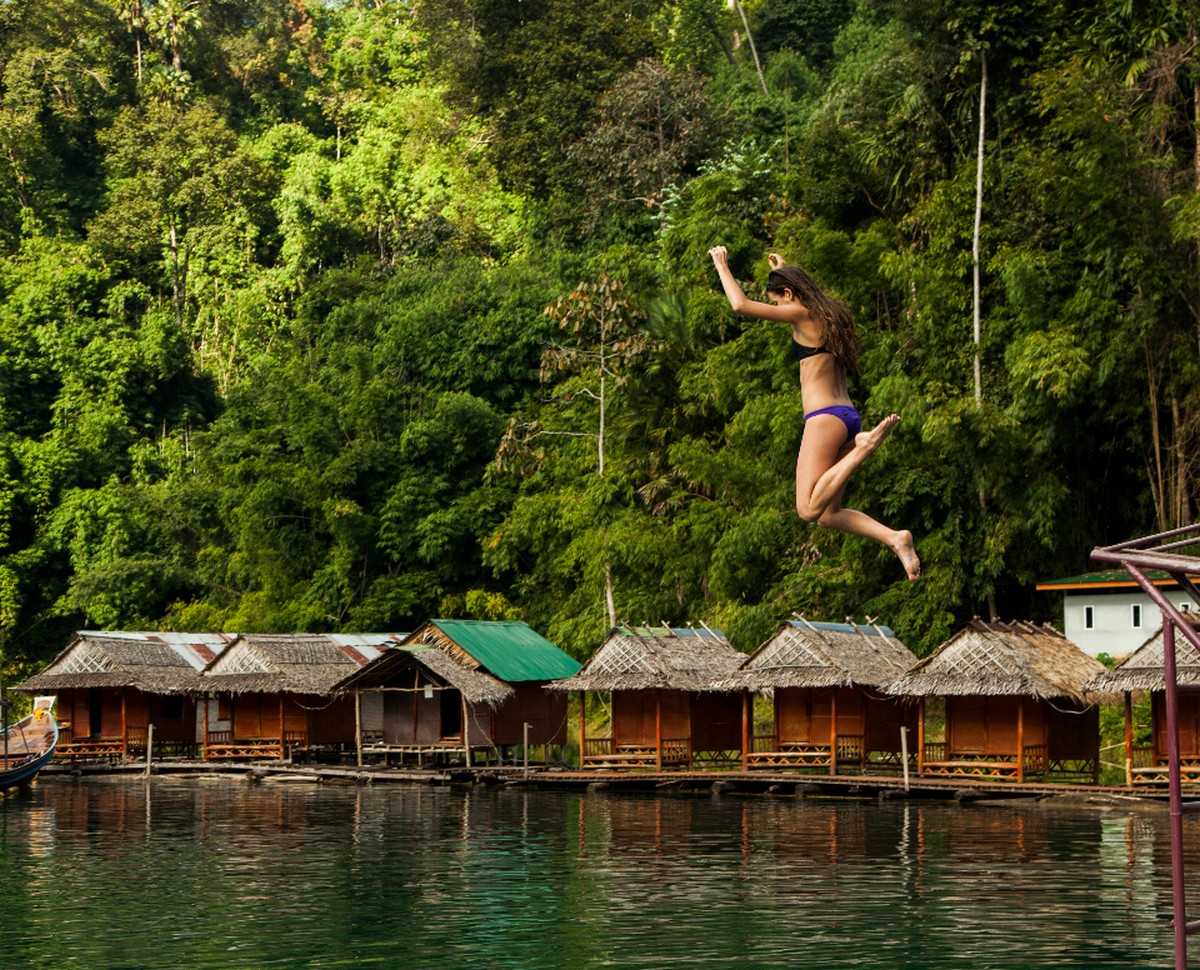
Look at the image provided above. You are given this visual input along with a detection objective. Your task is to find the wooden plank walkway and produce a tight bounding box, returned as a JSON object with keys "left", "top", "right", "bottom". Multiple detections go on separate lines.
{"left": 34, "top": 759, "right": 1167, "bottom": 803}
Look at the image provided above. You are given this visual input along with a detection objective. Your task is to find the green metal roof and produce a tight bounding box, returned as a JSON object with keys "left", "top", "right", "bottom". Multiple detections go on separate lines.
{"left": 429, "top": 619, "right": 581, "bottom": 682}
{"left": 1036, "top": 569, "right": 1177, "bottom": 589}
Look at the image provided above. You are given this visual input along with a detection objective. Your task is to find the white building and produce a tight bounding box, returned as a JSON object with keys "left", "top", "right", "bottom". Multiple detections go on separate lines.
{"left": 1036, "top": 571, "right": 1196, "bottom": 659}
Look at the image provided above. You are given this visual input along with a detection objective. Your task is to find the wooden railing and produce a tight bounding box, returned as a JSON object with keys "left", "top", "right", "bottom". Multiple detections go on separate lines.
{"left": 204, "top": 731, "right": 308, "bottom": 760}
{"left": 920, "top": 743, "right": 1051, "bottom": 781}
{"left": 55, "top": 737, "right": 125, "bottom": 760}
{"left": 579, "top": 736, "right": 691, "bottom": 769}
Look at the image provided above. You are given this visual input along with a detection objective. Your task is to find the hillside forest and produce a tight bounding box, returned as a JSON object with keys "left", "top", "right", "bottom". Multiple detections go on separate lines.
{"left": 1, "top": 0, "right": 1198, "bottom": 680}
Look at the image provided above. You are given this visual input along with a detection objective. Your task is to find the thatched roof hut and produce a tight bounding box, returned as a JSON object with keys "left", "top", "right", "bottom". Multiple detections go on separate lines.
{"left": 722, "top": 619, "right": 917, "bottom": 691}
{"left": 1083, "top": 626, "right": 1200, "bottom": 693}
{"left": 550, "top": 626, "right": 744, "bottom": 692}
{"left": 331, "top": 620, "right": 577, "bottom": 755}
{"left": 17, "top": 631, "right": 234, "bottom": 695}
{"left": 886, "top": 620, "right": 1106, "bottom": 702}
{"left": 200, "top": 633, "right": 397, "bottom": 695}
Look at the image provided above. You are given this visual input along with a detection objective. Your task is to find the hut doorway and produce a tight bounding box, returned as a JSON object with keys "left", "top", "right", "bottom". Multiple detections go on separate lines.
{"left": 440, "top": 688, "right": 463, "bottom": 740}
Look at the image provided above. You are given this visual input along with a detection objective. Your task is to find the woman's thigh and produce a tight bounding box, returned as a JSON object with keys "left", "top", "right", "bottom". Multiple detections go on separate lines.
{"left": 795, "top": 415, "right": 851, "bottom": 498}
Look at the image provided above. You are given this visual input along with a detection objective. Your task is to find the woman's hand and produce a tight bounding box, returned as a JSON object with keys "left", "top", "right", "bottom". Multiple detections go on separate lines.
{"left": 767, "top": 252, "right": 784, "bottom": 270}
{"left": 708, "top": 245, "right": 729, "bottom": 268}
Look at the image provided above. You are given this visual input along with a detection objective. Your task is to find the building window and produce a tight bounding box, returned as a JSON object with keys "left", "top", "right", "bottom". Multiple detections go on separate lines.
{"left": 1084, "top": 606, "right": 1095, "bottom": 630}
{"left": 1132, "top": 603, "right": 1143, "bottom": 629}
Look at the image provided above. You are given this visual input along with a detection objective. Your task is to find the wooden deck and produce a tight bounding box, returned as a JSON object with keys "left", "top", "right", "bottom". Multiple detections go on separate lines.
{"left": 32, "top": 759, "right": 1169, "bottom": 805}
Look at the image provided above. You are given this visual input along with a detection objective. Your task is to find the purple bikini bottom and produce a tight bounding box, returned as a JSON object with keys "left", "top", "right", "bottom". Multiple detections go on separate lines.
{"left": 803, "top": 404, "right": 862, "bottom": 441}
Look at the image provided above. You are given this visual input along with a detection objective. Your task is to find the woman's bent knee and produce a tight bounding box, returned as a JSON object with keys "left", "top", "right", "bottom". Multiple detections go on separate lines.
{"left": 796, "top": 504, "right": 823, "bottom": 524}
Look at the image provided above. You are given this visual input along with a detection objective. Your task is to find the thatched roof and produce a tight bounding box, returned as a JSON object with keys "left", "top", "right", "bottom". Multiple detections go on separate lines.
{"left": 1083, "top": 624, "right": 1200, "bottom": 692}
{"left": 549, "top": 626, "right": 744, "bottom": 692}
{"left": 200, "top": 634, "right": 395, "bottom": 695}
{"left": 15, "top": 632, "right": 235, "bottom": 695}
{"left": 885, "top": 620, "right": 1106, "bottom": 702}
{"left": 715, "top": 619, "right": 918, "bottom": 691}
{"left": 332, "top": 645, "right": 514, "bottom": 706}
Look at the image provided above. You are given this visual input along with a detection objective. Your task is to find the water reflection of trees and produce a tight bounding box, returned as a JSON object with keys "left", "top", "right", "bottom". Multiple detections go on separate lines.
{"left": 0, "top": 781, "right": 1190, "bottom": 969}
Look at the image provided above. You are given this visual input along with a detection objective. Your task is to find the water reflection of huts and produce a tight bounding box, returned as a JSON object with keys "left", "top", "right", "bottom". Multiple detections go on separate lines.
{"left": 886, "top": 620, "right": 1106, "bottom": 783}
{"left": 1083, "top": 625, "right": 1200, "bottom": 786}
{"left": 721, "top": 618, "right": 918, "bottom": 773}
{"left": 550, "top": 626, "right": 745, "bottom": 770}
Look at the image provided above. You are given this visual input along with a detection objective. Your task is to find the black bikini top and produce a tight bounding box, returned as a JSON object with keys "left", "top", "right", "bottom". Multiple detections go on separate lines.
{"left": 791, "top": 337, "right": 830, "bottom": 361}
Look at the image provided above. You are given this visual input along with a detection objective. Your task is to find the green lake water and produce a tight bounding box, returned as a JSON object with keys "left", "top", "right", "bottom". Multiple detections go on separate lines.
{"left": 0, "top": 778, "right": 1191, "bottom": 969}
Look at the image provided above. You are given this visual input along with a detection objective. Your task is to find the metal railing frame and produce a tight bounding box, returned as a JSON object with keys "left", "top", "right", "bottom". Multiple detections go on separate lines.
{"left": 1093, "top": 524, "right": 1200, "bottom": 970}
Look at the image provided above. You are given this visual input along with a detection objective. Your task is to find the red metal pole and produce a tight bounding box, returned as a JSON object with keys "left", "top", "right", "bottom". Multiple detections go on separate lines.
{"left": 1163, "top": 619, "right": 1188, "bottom": 970}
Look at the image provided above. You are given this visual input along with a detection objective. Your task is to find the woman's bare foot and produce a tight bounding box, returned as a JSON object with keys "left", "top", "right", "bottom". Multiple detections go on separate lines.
{"left": 854, "top": 414, "right": 900, "bottom": 457}
{"left": 891, "top": 529, "right": 921, "bottom": 581}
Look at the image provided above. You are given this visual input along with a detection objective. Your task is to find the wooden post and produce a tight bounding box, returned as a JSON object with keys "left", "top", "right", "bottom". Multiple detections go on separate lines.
{"left": 1017, "top": 697, "right": 1025, "bottom": 783}
{"left": 279, "top": 694, "right": 285, "bottom": 761}
{"left": 741, "top": 691, "right": 750, "bottom": 771}
{"left": 829, "top": 689, "right": 838, "bottom": 776}
{"left": 578, "top": 692, "right": 586, "bottom": 768}
{"left": 917, "top": 698, "right": 926, "bottom": 774}
{"left": 144, "top": 723, "right": 154, "bottom": 779}
{"left": 461, "top": 692, "right": 470, "bottom": 766}
{"left": 1124, "top": 691, "right": 1134, "bottom": 786}
{"left": 655, "top": 690, "right": 663, "bottom": 771}
{"left": 355, "top": 691, "right": 363, "bottom": 767}
{"left": 121, "top": 691, "right": 127, "bottom": 758}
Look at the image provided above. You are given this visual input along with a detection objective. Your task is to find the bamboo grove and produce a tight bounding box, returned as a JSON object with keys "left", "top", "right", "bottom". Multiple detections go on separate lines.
{"left": 0, "top": 0, "right": 1197, "bottom": 677}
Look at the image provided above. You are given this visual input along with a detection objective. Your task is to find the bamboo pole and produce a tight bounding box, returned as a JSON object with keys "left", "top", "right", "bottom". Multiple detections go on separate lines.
{"left": 655, "top": 690, "right": 663, "bottom": 771}
{"left": 461, "top": 691, "right": 470, "bottom": 766}
{"left": 578, "top": 692, "right": 586, "bottom": 768}
{"left": 917, "top": 698, "right": 926, "bottom": 774}
{"left": 1124, "top": 691, "right": 1134, "bottom": 787}
{"left": 829, "top": 690, "right": 838, "bottom": 776}
{"left": 1017, "top": 697, "right": 1025, "bottom": 783}
{"left": 144, "top": 723, "right": 154, "bottom": 779}
{"left": 355, "top": 690, "right": 363, "bottom": 767}
{"left": 741, "top": 691, "right": 750, "bottom": 771}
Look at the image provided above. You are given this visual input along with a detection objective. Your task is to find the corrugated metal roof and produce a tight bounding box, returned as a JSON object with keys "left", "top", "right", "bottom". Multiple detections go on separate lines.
{"left": 417, "top": 620, "right": 581, "bottom": 682}
{"left": 1035, "top": 570, "right": 1182, "bottom": 590}
{"left": 787, "top": 620, "right": 896, "bottom": 638}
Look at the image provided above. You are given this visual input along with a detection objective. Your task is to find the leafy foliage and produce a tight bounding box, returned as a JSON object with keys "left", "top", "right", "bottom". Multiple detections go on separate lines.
{"left": 0, "top": 0, "right": 1195, "bottom": 674}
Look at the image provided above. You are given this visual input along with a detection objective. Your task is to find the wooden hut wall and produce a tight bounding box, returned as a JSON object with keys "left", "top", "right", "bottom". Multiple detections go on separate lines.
{"left": 689, "top": 692, "right": 742, "bottom": 751}
{"left": 1044, "top": 704, "right": 1099, "bottom": 763}
{"left": 382, "top": 685, "right": 461, "bottom": 745}
{"left": 304, "top": 694, "right": 358, "bottom": 745}
{"left": 946, "top": 696, "right": 1048, "bottom": 756}
{"left": 127, "top": 691, "right": 196, "bottom": 743}
{"left": 59, "top": 688, "right": 92, "bottom": 741}
{"left": 775, "top": 688, "right": 863, "bottom": 744}
{"left": 612, "top": 689, "right": 690, "bottom": 746}
{"left": 228, "top": 694, "right": 306, "bottom": 739}
{"left": 862, "top": 695, "right": 919, "bottom": 753}
{"left": 1153, "top": 692, "right": 1200, "bottom": 759}
{"left": 491, "top": 683, "right": 568, "bottom": 746}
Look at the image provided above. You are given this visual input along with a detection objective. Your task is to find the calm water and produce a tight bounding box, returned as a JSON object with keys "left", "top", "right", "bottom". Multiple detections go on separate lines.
{"left": 0, "top": 778, "right": 1192, "bottom": 969}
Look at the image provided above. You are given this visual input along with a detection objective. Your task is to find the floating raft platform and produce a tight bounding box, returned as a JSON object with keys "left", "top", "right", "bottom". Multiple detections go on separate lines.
{"left": 35, "top": 760, "right": 1166, "bottom": 806}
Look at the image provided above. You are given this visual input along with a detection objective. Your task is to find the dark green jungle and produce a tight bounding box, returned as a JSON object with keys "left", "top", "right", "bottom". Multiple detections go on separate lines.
{"left": 0, "top": 0, "right": 1197, "bottom": 678}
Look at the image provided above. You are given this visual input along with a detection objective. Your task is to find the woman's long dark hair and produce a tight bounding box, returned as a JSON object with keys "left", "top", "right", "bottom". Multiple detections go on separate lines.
{"left": 767, "top": 264, "right": 859, "bottom": 374}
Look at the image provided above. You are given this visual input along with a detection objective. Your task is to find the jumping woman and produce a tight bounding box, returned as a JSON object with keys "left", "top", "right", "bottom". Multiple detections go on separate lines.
{"left": 709, "top": 246, "right": 920, "bottom": 580}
